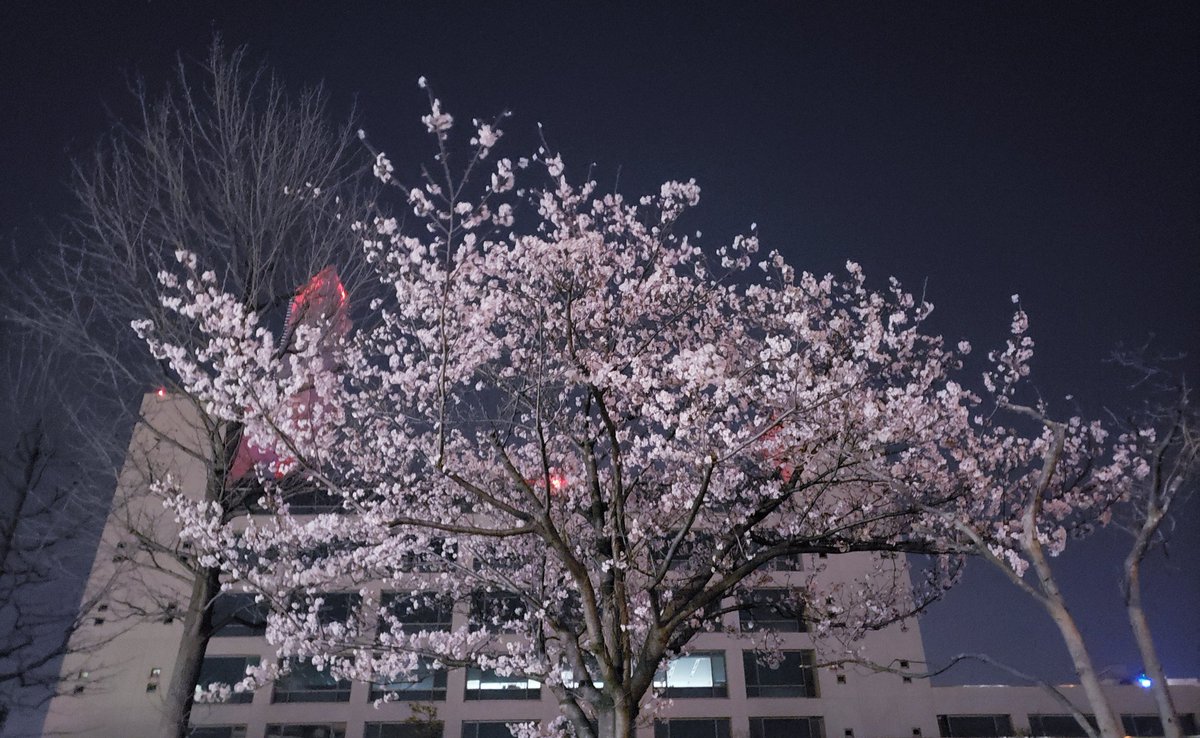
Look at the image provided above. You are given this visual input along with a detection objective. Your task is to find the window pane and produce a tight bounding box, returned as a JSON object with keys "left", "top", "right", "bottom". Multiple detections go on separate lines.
{"left": 381, "top": 592, "right": 453, "bottom": 634}
{"left": 653, "top": 719, "right": 732, "bottom": 738}
{"left": 264, "top": 725, "right": 347, "bottom": 738}
{"left": 653, "top": 653, "right": 728, "bottom": 698}
{"left": 937, "top": 715, "right": 1013, "bottom": 738}
{"left": 188, "top": 728, "right": 247, "bottom": 738}
{"left": 369, "top": 657, "right": 447, "bottom": 701}
{"left": 1028, "top": 714, "right": 1096, "bottom": 737}
{"left": 272, "top": 659, "right": 352, "bottom": 703}
{"left": 469, "top": 591, "right": 526, "bottom": 633}
{"left": 464, "top": 667, "right": 541, "bottom": 700}
{"left": 1122, "top": 715, "right": 1165, "bottom": 737}
{"left": 743, "top": 651, "right": 816, "bottom": 698}
{"left": 749, "top": 717, "right": 824, "bottom": 738}
{"left": 195, "top": 656, "right": 259, "bottom": 704}
{"left": 211, "top": 593, "right": 268, "bottom": 637}
{"left": 739, "top": 589, "right": 805, "bottom": 633}
{"left": 364, "top": 723, "right": 444, "bottom": 738}
{"left": 461, "top": 722, "right": 536, "bottom": 738}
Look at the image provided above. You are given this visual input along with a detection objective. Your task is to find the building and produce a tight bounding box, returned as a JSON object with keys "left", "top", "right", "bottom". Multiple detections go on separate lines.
{"left": 42, "top": 394, "right": 1200, "bottom": 738}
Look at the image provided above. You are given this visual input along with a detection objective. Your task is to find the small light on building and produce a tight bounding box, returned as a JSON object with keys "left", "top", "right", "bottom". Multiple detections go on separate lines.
{"left": 155, "top": 386, "right": 167, "bottom": 398}
{"left": 1136, "top": 673, "right": 1153, "bottom": 689}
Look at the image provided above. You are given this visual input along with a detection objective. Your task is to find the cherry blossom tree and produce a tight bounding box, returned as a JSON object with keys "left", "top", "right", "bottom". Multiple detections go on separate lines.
{"left": 139, "top": 91, "right": 1145, "bottom": 738}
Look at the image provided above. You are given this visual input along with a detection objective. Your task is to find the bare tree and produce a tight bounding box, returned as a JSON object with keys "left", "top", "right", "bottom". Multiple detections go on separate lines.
{"left": 0, "top": 339, "right": 111, "bottom": 730}
{"left": 4, "top": 39, "right": 372, "bottom": 738}
{"left": 1109, "top": 352, "right": 1199, "bottom": 738}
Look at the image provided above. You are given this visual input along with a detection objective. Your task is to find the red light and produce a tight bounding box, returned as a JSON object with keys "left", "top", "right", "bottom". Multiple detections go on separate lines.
{"left": 155, "top": 387, "right": 167, "bottom": 398}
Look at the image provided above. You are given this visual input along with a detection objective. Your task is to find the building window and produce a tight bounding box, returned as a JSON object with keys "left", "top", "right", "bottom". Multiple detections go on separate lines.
{"left": 364, "top": 723, "right": 443, "bottom": 738}
{"left": 743, "top": 650, "right": 817, "bottom": 698}
{"left": 195, "top": 656, "right": 259, "bottom": 703}
{"left": 187, "top": 728, "right": 248, "bottom": 738}
{"left": 264, "top": 725, "right": 346, "bottom": 738}
{"left": 1122, "top": 714, "right": 1199, "bottom": 737}
{"left": 464, "top": 667, "right": 541, "bottom": 700}
{"left": 739, "top": 589, "right": 806, "bottom": 632}
{"left": 381, "top": 592, "right": 453, "bottom": 634}
{"left": 654, "top": 652, "right": 728, "bottom": 698}
{"left": 369, "top": 657, "right": 447, "bottom": 701}
{"left": 749, "top": 717, "right": 824, "bottom": 738}
{"left": 306, "top": 592, "right": 360, "bottom": 625}
{"left": 653, "top": 718, "right": 732, "bottom": 738}
{"left": 1028, "top": 714, "right": 1097, "bottom": 737}
{"left": 469, "top": 591, "right": 526, "bottom": 633}
{"left": 398, "top": 536, "right": 458, "bottom": 572}
{"left": 272, "top": 659, "right": 352, "bottom": 703}
{"left": 461, "top": 722, "right": 537, "bottom": 738}
{"left": 936, "top": 715, "right": 1013, "bottom": 738}
{"left": 211, "top": 593, "right": 269, "bottom": 637}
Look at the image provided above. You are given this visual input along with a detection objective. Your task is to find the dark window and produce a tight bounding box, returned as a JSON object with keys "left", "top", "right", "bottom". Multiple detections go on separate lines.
{"left": 211, "top": 593, "right": 269, "bottom": 637}
{"left": 243, "top": 477, "right": 344, "bottom": 515}
{"left": 313, "top": 592, "right": 360, "bottom": 624}
{"left": 743, "top": 650, "right": 817, "bottom": 698}
{"left": 399, "top": 536, "right": 459, "bottom": 572}
{"left": 1028, "top": 714, "right": 1097, "bottom": 737}
{"left": 1121, "top": 714, "right": 1198, "bottom": 737}
{"left": 653, "top": 719, "right": 732, "bottom": 738}
{"left": 464, "top": 667, "right": 541, "bottom": 700}
{"left": 654, "top": 652, "right": 728, "bottom": 698}
{"left": 264, "top": 725, "right": 346, "bottom": 738}
{"left": 364, "top": 724, "right": 443, "bottom": 738}
{"left": 750, "top": 717, "right": 824, "bottom": 738}
{"left": 272, "top": 659, "right": 351, "bottom": 703}
{"left": 937, "top": 715, "right": 1013, "bottom": 738}
{"left": 188, "top": 728, "right": 247, "bottom": 738}
{"left": 461, "top": 722, "right": 537, "bottom": 738}
{"left": 469, "top": 591, "right": 526, "bottom": 633}
{"left": 739, "top": 589, "right": 806, "bottom": 632}
{"left": 369, "top": 658, "right": 447, "bottom": 701}
{"left": 195, "top": 656, "right": 259, "bottom": 704}
{"left": 381, "top": 592, "right": 453, "bottom": 634}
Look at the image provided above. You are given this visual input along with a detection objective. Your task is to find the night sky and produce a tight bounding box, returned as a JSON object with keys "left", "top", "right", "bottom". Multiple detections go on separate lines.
{"left": 2, "top": 0, "right": 1197, "bottom": 701}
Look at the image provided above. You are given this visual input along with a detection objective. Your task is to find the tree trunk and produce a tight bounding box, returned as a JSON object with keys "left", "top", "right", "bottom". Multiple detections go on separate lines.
{"left": 159, "top": 565, "right": 220, "bottom": 738}
{"left": 595, "top": 699, "right": 636, "bottom": 738}
{"left": 1125, "top": 551, "right": 1184, "bottom": 738}
{"left": 1044, "top": 599, "right": 1124, "bottom": 738}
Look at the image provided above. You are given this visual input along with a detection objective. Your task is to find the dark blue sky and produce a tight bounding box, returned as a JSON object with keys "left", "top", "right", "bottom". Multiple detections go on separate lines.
{"left": 2, "top": 1, "right": 1197, "bottom": 686}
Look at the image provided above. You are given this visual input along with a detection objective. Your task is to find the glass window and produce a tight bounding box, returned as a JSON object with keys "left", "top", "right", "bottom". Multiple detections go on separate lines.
{"left": 381, "top": 592, "right": 453, "bottom": 634}
{"left": 469, "top": 591, "right": 526, "bottom": 633}
{"left": 653, "top": 719, "right": 732, "bottom": 738}
{"left": 743, "top": 650, "right": 817, "bottom": 698}
{"left": 1028, "top": 714, "right": 1096, "bottom": 737}
{"left": 750, "top": 717, "right": 824, "bottom": 738}
{"left": 188, "top": 728, "right": 247, "bottom": 738}
{"left": 461, "top": 723, "right": 537, "bottom": 738}
{"left": 399, "top": 536, "right": 459, "bottom": 572}
{"left": 272, "top": 659, "right": 352, "bottom": 703}
{"left": 264, "top": 726, "right": 346, "bottom": 738}
{"left": 936, "top": 715, "right": 1014, "bottom": 738}
{"left": 1121, "top": 714, "right": 1191, "bottom": 737}
{"left": 364, "top": 724, "right": 443, "bottom": 738}
{"left": 369, "top": 657, "right": 447, "bottom": 701}
{"left": 464, "top": 667, "right": 541, "bottom": 700}
{"left": 653, "top": 652, "right": 728, "bottom": 698}
{"left": 739, "top": 589, "right": 806, "bottom": 632}
{"left": 211, "top": 593, "right": 269, "bottom": 637}
{"left": 195, "top": 656, "right": 259, "bottom": 704}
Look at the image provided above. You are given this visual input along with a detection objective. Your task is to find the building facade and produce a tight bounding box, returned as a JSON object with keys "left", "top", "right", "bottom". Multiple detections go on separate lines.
{"left": 42, "top": 395, "right": 1200, "bottom": 738}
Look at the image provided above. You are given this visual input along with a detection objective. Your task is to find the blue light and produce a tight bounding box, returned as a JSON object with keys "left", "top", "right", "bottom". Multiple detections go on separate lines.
{"left": 1136, "top": 673, "right": 1153, "bottom": 689}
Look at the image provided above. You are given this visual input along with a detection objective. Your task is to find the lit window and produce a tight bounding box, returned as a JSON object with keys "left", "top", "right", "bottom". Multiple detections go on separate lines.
{"left": 653, "top": 652, "right": 728, "bottom": 698}
{"left": 463, "top": 667, "right": 541, "bottom": 701}
{"left": 369, "top": 657, "right": 447, "bottom": 701}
